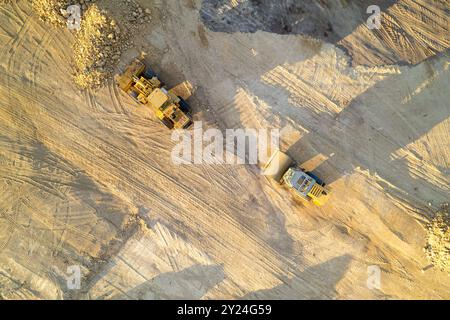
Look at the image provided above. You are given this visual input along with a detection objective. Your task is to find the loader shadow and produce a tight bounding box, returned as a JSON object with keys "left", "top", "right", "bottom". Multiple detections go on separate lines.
{"left": 200, "top": 0, "right": 396, "bottom": 44}
{"left": 241, "top": 254, "right": 352, "bottom": 299}
{"left": 111, "top": 263, "right": 225, "bottom": 300}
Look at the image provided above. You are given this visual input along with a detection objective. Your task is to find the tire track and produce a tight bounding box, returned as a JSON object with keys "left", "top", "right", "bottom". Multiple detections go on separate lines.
{"left": 2, "top": 18, "right": 32, "bottom": 63}
{"left": 107, "top": 80, "right": 122, "bottom": 114}
{"left": 1, "top": 77, "right": 302, "bottom": 283}
{"left": 0, "top": 4, "right": 22, "bottom": 26}
{"left": 0, "top": 201, "right": 18, "bottom": 256}
{"left": 29, "top": 29, "right": 55, "bottom": 94}
{"left": 0, "top": 182, "right": 34, "bottom": 256}
{"left": 109, "top": 79, "right": 129, "bottom": 115}
{"left": 10, "top": 0, "right": 27, "bottom": 23}
{"left": 0, "top": 4, "right": 103, "bottom": 262}
{"left": 1, "top": 18, "right": 33, "bottom": 117}
{"left": 83, "top": 89, "right": 102, "bottom": 113}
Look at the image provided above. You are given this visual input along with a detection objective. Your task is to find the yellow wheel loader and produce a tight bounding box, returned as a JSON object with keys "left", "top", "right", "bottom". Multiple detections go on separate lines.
{"left": 263, "top": 150, "right": 330, "bottom": 206}
{"left": 115, "top": 60, "right": 193, "bottom": 129}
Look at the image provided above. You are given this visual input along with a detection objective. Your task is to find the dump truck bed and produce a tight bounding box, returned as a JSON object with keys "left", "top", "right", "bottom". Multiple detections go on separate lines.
{"left": 263, "top": 150, "right": 294, "bottom": 182}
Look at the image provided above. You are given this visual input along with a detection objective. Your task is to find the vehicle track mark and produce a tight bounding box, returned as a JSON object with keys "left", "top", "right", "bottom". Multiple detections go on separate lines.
{"left": 29, "top": 30, "right": 55, "bottom": 94}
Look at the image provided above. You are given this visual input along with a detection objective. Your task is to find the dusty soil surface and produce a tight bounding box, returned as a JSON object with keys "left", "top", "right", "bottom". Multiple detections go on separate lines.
{"left": 0, "top": 0, "right": 449, "bottom": 299}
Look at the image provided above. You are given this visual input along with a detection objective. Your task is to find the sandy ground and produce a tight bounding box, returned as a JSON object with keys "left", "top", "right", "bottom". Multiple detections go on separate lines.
{"left": 0, "top": 0, "right": 449, "bottom": 299}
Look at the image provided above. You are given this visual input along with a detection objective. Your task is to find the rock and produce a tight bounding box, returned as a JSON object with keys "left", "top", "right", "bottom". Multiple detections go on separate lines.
{"left": 60, "top": 9, "right": 69, "bottom": 18}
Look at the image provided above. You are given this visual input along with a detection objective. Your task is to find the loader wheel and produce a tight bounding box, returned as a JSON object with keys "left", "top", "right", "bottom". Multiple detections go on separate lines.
{"left": 178, "top": 96, "right": 191, "bottom": 113}
{"left": 160, "top": 117, "right": 174, "bottom": 129}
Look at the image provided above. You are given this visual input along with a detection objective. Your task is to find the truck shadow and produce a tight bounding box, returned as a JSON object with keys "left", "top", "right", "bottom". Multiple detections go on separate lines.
{"left": 241, "top": 254, "right": 352, "bottom": 299}
{"left": 111, "top": 263, "right": 225, "bottom": 299}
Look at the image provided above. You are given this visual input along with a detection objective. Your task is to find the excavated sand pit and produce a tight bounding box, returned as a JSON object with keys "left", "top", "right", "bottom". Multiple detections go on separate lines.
{"left": 200, "top": 0, "right": 396, "bottom": 42}
{"left": 0, "top": 0, "right": 449, "bottom": 299}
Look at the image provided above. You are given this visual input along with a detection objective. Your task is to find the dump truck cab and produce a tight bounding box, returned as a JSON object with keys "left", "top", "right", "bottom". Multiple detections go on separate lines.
{"left": 115, "top": 60, "right": 192, "bottom": 129}
{"left": 282, "top": 167, "right": 328, "bottom": 206}
{"left": 263, "top": 150, "right": 330, "bottom": 206}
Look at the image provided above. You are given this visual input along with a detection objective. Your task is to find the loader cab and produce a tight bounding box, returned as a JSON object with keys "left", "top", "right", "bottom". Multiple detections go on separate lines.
{"left": 148, "top": 88, "right": 193, "bottom": 129}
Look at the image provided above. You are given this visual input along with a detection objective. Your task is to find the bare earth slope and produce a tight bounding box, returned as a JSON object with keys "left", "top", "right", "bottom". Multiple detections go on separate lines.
{"left": 0, "top": 0, "right": 449, "bottom": 299}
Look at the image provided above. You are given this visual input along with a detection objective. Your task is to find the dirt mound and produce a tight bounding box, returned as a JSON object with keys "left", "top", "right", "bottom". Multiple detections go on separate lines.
{"left": 424, "top": 204, "right": 450, "bottom": 273}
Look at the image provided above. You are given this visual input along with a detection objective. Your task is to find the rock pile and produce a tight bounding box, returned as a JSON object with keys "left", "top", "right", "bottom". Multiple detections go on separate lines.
{"left": 72, "top": 4, "right": 121, "bottom": 88}
{"left": 32, "top": 0, "right": 68, "bottom": 26}
{"left": 31, "top": 0, "right": 153, "bottom": 89}
{"left": 424, "top": 204, "right": 450, "bottom": 273}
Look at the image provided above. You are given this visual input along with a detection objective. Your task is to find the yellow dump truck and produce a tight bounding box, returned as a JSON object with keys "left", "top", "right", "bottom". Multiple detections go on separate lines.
{"left": 263, "top": 150, "right": 330, "bottom": 206}
{"left": 115, "top": 60, "right": 192, "bottom": 129}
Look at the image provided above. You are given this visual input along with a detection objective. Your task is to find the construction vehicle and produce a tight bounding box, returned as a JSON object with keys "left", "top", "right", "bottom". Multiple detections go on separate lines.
{"left": 263, "top": 150, "right": 330, "bottom": 206}
{"left": 115, "top": 59, "right": 192, "bottom": 129}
